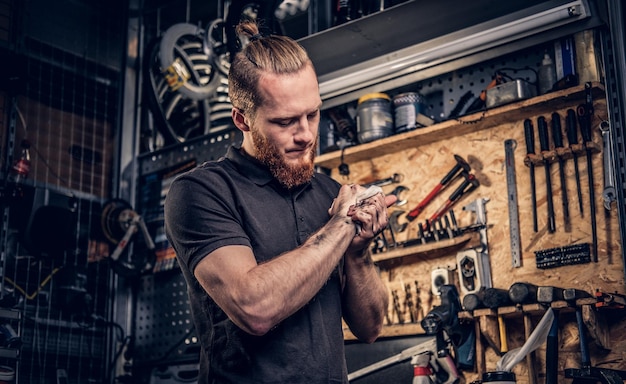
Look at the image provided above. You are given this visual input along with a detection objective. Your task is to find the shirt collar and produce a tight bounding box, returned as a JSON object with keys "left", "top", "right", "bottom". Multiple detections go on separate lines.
{"left": 225, "top": 145, "right": 274, "bottom": 186}
{"left": 225, "top": 145, "right": 315, "bottom": 195}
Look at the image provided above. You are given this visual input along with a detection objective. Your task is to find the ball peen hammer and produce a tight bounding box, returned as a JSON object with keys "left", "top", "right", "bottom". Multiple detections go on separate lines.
{"left": 405, "top": 155, "right": 471, "bottom": 222}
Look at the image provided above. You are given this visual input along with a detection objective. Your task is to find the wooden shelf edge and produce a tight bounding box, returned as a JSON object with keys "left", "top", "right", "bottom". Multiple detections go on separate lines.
{"left": 344, "top": 323, "right": 424, "bottom": 341}
{"left": 316, "top": 82, "right": 605, "bottom": 170}
{"left": 463, "top": 297, "right": 599, "bottom": 318}
{"left": 371, "top": 233, "right": 475, "bottom": 264}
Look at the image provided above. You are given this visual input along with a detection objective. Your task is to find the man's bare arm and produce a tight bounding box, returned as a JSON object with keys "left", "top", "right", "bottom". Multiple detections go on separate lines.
{"left": 342, "top": 191, "right": 395, "bottom": 342}
{"left": 193, "top": 184, "right": 370, "bottom": 336}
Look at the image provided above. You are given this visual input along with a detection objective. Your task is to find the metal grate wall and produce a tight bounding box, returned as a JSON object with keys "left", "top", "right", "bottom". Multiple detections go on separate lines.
{"left": 0, "top": 0, "right": 126, "bottom": 383}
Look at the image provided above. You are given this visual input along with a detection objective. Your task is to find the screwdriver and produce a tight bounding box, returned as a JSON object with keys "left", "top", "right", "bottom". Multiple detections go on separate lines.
{"left": 577, "top": 92, "right": 597, "bottom": 262}
{"left": 566, "top": 109, "right": 584, "bottom": 215}
{"left": 551, "top": 112, "right": 570, "bottom": 225}
{"left": 524, "top": 119, "right": 538, "bottom": 232}
{"left": 538, "top": 116, "right": 556, "bottom": 233}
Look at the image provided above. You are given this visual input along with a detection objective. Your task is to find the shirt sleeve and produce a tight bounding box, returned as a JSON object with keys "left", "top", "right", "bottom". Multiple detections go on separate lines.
{"left": 164, "top": 167, "right": 251, "bottom": 274}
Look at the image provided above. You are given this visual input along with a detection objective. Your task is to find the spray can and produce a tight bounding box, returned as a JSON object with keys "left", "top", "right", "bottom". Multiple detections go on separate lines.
{"left": 411, "top": 353, "right": 434, "bottom": 384}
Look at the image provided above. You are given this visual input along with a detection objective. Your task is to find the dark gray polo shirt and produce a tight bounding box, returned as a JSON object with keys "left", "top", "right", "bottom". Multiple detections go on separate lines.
{"left": 164, "top": 146, "right": 348, "bottom": 384}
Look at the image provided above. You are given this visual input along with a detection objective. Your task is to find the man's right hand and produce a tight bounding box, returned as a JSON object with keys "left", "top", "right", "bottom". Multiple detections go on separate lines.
{"left": 328, "top": 184, "right": 396, "bottom": 251}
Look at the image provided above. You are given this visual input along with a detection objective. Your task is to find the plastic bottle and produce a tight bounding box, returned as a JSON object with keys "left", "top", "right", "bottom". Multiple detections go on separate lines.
{"left": 411, "top": 353, "right": 434, "bottom": 384}
{"left": 538, "top": 52, "right": 556, "bottom": 95}
{"left": 8, "top": 139, "right": 31, "bottom": 199}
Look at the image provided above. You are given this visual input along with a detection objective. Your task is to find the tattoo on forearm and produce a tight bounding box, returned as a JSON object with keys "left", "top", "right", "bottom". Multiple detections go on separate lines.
{"left": 312, "top": 233, "right": 325, "bottom": 246}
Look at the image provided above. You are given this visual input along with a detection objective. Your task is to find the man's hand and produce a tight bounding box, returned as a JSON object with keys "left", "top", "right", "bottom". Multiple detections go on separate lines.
{"left": 328, "top": 184, "right": 396, "bottom": 253}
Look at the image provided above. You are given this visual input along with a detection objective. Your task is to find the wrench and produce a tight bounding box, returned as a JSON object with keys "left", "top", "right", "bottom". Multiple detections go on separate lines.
{"left": 389, "top": 210, "right": 407, "bottom": 233}
{"left": 389, "top": 185, "right": 409, "bottom": 206}
{"left": 600, "top": 120, "right": 617, "bottom": 210}
{"left": 363, "top": 173, "right": 403, "bottom": 188}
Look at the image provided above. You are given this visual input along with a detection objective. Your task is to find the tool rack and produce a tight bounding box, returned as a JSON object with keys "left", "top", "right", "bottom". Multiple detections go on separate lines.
{"left": 460, "top": 294, "right": 626, "bottom": 383}
{"left": 325, "top": 26, "right": 624, "bottom": 382}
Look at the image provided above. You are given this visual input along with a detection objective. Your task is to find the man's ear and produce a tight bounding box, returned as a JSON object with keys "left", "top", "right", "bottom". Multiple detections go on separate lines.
{"left": 232, "top": 108, "right": 250, "bottom": 132}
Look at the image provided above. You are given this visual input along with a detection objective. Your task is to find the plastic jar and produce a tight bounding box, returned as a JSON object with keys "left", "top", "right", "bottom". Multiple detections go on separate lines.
{"left": 0, "top": 365, "right": 15, "bottom": 384}
{"left": 393, "top": 92, "right": 425, "bottom": 133}
{"left": 482, "top": 371, "right": 516, "bottom": 383}
{"left": 356, "top": 93, "right": 393, "bottom": 143}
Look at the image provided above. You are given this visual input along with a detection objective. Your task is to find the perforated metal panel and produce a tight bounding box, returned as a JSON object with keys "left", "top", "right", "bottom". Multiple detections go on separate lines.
{"left": 138, "top": 129, "right": 242, "bottom": 176}
{"left": 134, "top": 271, "right": 199, "bottom": 365}
{"left": 400, "top": 43, "right": 550, "bottom": 122}
{"left": 134, "top": 128, "right": 242, "bottom": 366}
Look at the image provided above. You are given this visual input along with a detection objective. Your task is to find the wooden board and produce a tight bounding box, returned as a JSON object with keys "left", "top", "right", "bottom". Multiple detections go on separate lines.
{"left": 335, "top": 92, "right": 626, "bottom": 383}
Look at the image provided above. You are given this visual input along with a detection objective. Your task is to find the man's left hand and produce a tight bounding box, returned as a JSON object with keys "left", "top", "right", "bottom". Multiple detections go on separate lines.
{"left": 347, "top": 190, "right": 396, "bottom": 252}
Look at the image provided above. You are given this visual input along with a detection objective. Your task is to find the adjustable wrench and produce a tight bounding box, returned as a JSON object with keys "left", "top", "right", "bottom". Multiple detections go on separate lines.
{"left": 600, "top": 120, "right": 617, "bottom": 210}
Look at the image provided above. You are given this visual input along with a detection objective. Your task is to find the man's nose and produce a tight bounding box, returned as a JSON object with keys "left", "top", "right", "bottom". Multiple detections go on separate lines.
{"left": 294, "top": 117, "right": 315, "bottom": 143}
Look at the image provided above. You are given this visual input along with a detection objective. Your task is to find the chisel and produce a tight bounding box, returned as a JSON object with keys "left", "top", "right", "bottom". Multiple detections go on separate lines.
{"left": 566, "top": 109, "right": 584, "bottom": 215}
{"left": 577, "top": 85, "right": 597, "bottom": 262}
{"left": 551, "top": 112, "right": 570, "bottom": 225}
{"left": 538, "top": 116, "right": 556, "bottom": 233}
{"left": 524, "top": 119, "right": 538, "bottom": 232}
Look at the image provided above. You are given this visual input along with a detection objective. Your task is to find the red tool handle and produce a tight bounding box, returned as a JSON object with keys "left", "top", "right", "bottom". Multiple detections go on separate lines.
{"left": 405, "top": 184, "right": 444, "bottom": 221}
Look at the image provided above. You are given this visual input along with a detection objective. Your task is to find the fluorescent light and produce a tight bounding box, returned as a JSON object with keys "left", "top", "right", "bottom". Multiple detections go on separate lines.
{"left": 318, "top": 0, "right": 589, "bottom": 99}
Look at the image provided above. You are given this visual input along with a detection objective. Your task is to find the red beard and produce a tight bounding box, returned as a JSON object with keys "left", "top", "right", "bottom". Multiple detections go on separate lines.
{"left": 251, "top": 129, "right": 317, "bottom": 189}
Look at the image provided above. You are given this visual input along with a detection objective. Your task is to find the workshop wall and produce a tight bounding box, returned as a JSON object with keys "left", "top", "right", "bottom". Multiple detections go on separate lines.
{"left": 329, "top": 42, "right": 625, "bottom": 384}
{"left": 0, "top": 1, "right": 126, "bottom": 383}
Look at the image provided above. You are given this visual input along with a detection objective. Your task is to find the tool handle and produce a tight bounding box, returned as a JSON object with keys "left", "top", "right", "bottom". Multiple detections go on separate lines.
{"left": 450, "top": 174, "right": 477, "bottom": 202}
{"left": 538, "top": 116, "right": 550, "bottom": 152}
{"left": 546, "top": 315, "right": 559, "bottom": 384}
{"left": 551, "top": 112, "right": 564, "bottom": 148}
{"left": 428, "top": 175, "right": 477, "bottom": 222}
{"left": 577, "top": 103, "right": 593, "bottom": 143}
{"left": 406, "top": 184, "right": 443, "bottom": 221}
{"left": 575, "top": 308, "right": 591, "bottom": 368}
{"left": 566, "top": 109, "right": 579, "bottom": 145}
{"left": 440, "top": 155, "right": 469, "bottom": 185}
{"left": 524, "top": 119, "right": 535, "bottom": 155}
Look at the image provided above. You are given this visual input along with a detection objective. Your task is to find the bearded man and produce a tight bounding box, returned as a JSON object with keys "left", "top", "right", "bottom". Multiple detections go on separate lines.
{"left": 164, "top": 18, "right": 395, "bottom": 384}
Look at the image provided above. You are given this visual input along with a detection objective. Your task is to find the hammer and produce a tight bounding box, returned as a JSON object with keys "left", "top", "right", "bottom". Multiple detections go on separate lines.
{"left": 405, "top": 155, "right": 471, "bottom": 222}
{"left": 428, "top": 172, "right": 479, "bottom": 223}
